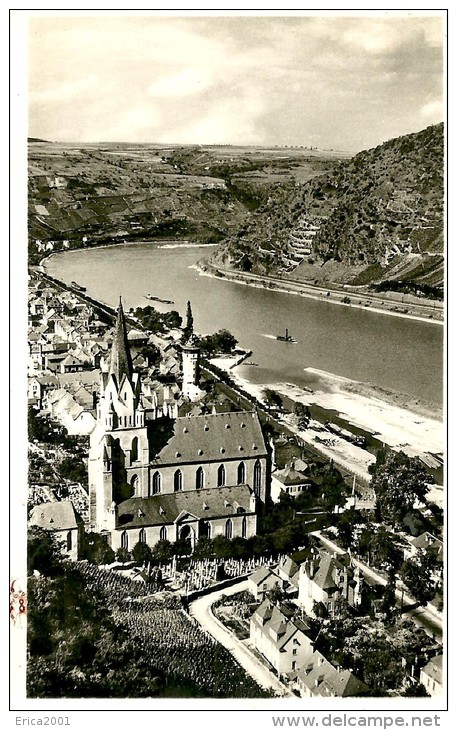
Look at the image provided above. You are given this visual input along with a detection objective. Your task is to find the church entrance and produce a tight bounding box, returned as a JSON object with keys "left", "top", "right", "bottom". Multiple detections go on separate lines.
{"left": 178, "top": 524, "right": 195, "bottom": 553}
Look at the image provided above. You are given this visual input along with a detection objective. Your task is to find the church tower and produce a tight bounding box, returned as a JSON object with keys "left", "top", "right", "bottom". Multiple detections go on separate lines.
{"left": 89, "top": 298, "right": 149, "bottom": 532}
{"left": 181, "top": 301, "right": 205, "bottom": 402}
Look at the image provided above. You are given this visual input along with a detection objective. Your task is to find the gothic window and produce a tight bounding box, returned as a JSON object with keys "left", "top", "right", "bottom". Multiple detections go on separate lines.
{"left": 151, "top": 471, "right": 161, "bottom": 495}
{"left": 130, "top": 474, "right": 139, "bottom": 496}
{"left": 130, "top": 437, "right": 138, "bottom": 464}
{"left": 237, "top": 461, "right": 246, "bottom": 485}
{"left": 121, "top": 531, "right": 128, "bottom": 550}
{"left": 196, "top": 466, "right": 204, "bottom": 490}
{"left": 241, "top": 516, "right": 247, "bottom": 539}
{"left": 199, "top": 520, "right": 211, "bottom": 539}
{"left": 217, "top": 464, "right": 226, "bottom": 487}
{"left": 174, "top": 469, "right": 183, "bottom": 492}
{"left": 254, "top": 459, "right": 262, "bottom": 497}
{"left": 66, "top": 531, "right": 72, "bottom": 551}
{"left": 160, "top": 525, "right": 167, "bottom": 541}
{"left": 139, "top": 528, "right": 146, "bottom": 543}
{"left": 225, "top": 519, "right": 233, "bottom": 540}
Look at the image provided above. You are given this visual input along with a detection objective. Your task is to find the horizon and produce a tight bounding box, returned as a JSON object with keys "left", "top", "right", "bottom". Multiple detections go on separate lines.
{"left": 27, "top": 119, "right": 443, "bottom": 157}
{"left": 26, "top": 13, "right": 444, "bottom": 153}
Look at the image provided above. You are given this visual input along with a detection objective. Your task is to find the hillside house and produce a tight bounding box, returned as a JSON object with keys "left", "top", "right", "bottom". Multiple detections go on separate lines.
{"left": 271, "top": 461, "right": 312, "bottom": 502}
{"left": 250, "top": 599, "right": 314, "bottom": 678}
{"left": 247, "top": 566, "right": 284, "bottom": 601}
{"left": 298, "top": 550, "right": 363, "bottom": 617}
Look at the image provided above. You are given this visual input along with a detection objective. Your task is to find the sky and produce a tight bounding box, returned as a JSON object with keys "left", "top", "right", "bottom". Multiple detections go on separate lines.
{"left": 26, "top": 12, "right": 445, "bottom": 152}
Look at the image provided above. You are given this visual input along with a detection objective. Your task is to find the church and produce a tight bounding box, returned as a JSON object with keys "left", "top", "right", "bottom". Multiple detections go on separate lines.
{"left": 88, "top": 299, "right": 270, "bottom": 552}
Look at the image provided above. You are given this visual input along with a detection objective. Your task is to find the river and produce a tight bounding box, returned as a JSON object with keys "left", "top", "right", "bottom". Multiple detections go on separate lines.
{"left": 44, "top": 242, "right": 443, "bottom": 409}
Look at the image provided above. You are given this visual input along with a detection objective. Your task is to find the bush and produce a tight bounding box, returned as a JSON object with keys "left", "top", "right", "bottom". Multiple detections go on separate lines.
{"left": 115, "top": 547, "right": 131, "bottom": 563}
{"left": 132, "top": 541, "right": 153, "bottom": 565}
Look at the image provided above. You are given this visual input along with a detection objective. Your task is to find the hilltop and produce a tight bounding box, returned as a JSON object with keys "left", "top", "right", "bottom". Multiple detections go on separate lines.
{"left": 207, "top": 124, "right": 444, "bottom": 298}
{"left": 27, "top": 142, "right": 344, "bottom": 263}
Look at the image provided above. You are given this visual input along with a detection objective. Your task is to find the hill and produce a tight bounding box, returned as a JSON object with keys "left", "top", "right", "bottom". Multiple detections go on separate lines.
{"left": 207, "top": 124, "right": 444, "bottom": 298}
{"left": 27, "top": 142, "right": 343, "bottom": 263}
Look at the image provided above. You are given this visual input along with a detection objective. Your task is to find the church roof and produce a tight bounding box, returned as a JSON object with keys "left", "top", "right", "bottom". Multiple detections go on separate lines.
{"left": 152, "top": 411, "right": 268, "bottom": 465}
{"left": 117, "top": 484, "right": 255, "bottom": 528}
{"left": 108, "top": 298, "right": 133, "bottom": 384}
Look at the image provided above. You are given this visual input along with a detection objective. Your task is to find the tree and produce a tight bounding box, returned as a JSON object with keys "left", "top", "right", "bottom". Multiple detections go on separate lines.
{"left": 400, "top": 552, "right": 437, "bottom": 606}
{"left": 380, "top": 577, "right": 398, "bottom": 620}
{"left": 182, "top": 300, "right": 194, "bottom": 342}
{"left": 151, "top": 539, "right": 173, "bottom": 564}
{"left": 57, "top": 456, "right": 87, "bottom": 483}
{"left": 193, "top": 537, "right": 215, "bottom": 560}
{"left": 369, "top": 526, "right": 404, "bottom": 576}
{"left": 402, "top": 683, "right": 430, "bottom": 697}
{"left": 198, "top": 329, "right": 238, "bottom": 356}
{"left": 83, "top": 533, "right": 115, "bottom": 565}
{"left": 27, "top": 526, "right": 63, "bottom": 577}
{"left": 319, "top": 464, "right": 349, "bottom": 512}
{"left": 336, "top": 509, "right": 361, "bottom": 550}
{"left": 263, "top": 389, "right": 283, "bottom": 411}
{"left": 132, "top": 541, "right": 153, "bottom": 565}
{"left": 370, "top": 451, "right": 432, "bottom": 527}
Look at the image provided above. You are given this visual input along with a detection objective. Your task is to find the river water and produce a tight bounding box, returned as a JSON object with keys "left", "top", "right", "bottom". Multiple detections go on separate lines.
{"left": 44, "top": 242, "right": 443, "bottom": 408}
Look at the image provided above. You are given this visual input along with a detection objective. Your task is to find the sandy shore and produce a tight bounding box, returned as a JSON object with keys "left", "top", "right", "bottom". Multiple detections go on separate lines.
{"left": 210, "top": 356, "right": 443, "bottom": 486}
{"left": 194, "top": 264, "right": 444, "bottom": 326}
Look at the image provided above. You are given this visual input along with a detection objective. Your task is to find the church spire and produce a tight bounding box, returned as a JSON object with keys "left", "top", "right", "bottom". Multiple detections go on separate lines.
{"left": 109, "top": 297, "right": 133, "bottom": 383}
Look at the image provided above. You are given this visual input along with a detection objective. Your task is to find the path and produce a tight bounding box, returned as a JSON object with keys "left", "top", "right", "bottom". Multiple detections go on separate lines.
{"left": 189, "top": 580, "right": 293, "bottom": 697}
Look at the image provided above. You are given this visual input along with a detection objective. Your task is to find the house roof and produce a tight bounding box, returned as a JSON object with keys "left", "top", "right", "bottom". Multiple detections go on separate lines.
{"left": 411, "top": 532, "right": 443, "bottom": 559}
{"left": 152, "top": 411, "right": 267, "bottom": 465}
{"left": 117, "top": 484, "right": 254, "bottom": 529}
{"left": 250, "top": 566, "right": 277, "bottom": 586}
{"left": 297, "top": 651, "right": 369, "bottom": 697}
{"left": 274, "top": 463, "right": 309, "bottom": 486}
{"left": 255, "top": 598, "right": 274, "bottom": 621}
{"left": 279, "top": 555, "right": 299, "bottom": 579}
{"left": 319, "top": 669, "right": 370, "bottom": 698}
{"left": 29, "top": 501, "right": 83, "bottom": 530}
{"left": 312, "top": 554, "right": 339, "bottom": 591}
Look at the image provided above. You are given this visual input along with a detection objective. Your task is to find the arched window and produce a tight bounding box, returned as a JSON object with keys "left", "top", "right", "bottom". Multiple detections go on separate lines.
{"left": 225, "top": 519, "right": 233, "bottom": 540}
{"left": 121, "top": 531, "right": 128, "bottom": 550}
{"left": 66, "top": 531, "right": 72, "bottom": 551}
{"left": 237, "top": 461, "right": 246, "bottom": 485}
{"left": 196, "top": 466, "right": 204, "bottom": 490}
{"left": 199, "top": 520, "right": 211, "bottom": 539}
{"left": 139, "top": 528, "right": 146, "bottom": 543}
{"left": 130, "top": 474, "right": 139, "bottom": 496}
{"left": 254, "top": 459, "right": 262, "bottom": 497}
{"left": 217, "top": 464, "right": 226, "bottom": 487}
{"left": 160, "top": 525, "right": 167, "bottom": 541}
{"left": 174, "top": 469, "right": 183, "bottom": 492}
{"left": 131, "top": 436, "right": 138, "bottom": 464}
{"left": 241, "top": 516, "right": 247, "bottom": 539}
{"left": 151, "top": 471, "right": 161, "bottom": 496}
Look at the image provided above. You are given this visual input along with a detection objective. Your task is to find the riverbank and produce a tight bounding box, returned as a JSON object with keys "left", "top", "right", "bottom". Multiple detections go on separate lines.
{"left": 210, "top": 353, "right": 443, "bottom": 468}
{"left": 41, "top": 239, "right": 218, "bottom": 264}
{"left": 194, "top": 263, "right": 444, "bottom": 326}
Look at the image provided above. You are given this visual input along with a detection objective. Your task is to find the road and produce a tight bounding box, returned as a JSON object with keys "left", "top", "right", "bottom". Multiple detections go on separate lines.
{"left": 189, "top": 581, "right": 293, "bottom": 697}
{"left": 311, "top": 531, "right": 443, "bottom": 642}
{"left": 208, "top": 265, "right": 444, "bottom": 324}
